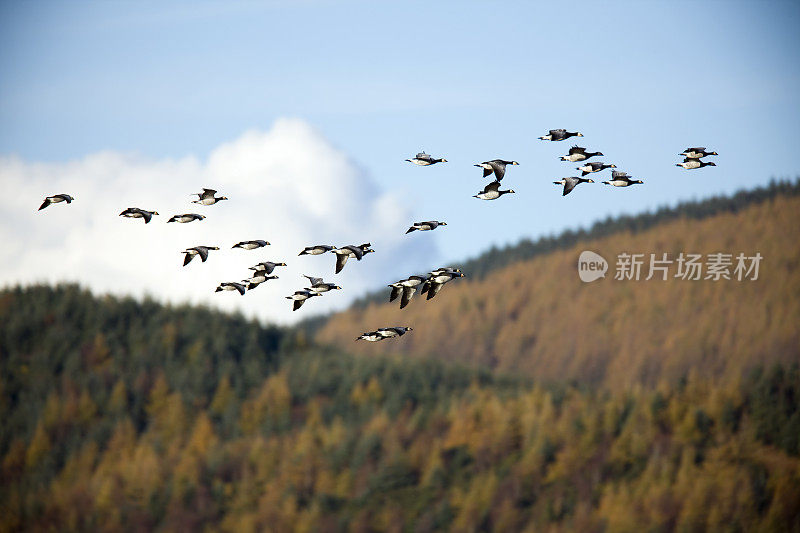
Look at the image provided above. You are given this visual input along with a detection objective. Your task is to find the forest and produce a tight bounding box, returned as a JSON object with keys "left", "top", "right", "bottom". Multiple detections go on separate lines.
{"left": 2, "top": 180, "right": 800, "bottom": 532}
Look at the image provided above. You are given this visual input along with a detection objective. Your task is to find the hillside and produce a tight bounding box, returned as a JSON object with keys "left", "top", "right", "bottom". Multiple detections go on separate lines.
{"left": 317, "top": 187, "right": 800, "bottom": 390}
{"left": 1, "top": 284, "right": 799, "bottom": 531}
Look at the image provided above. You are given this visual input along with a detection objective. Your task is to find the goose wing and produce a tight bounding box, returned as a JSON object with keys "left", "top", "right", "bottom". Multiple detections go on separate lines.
{"left": 562, "top": 178, "right": 578, "bottom": 196}
{"left": 483, "top": 180, "right": 501, "bottom": 193}
{"left": 335, "top": 252, "right": 349, "bottom": 274}
{"left": 426, "top": 282, "right": 444, "bottom": 300}
{"left": 400, "top": 286, "right": 417, "bottom": 309}
{"left": 488, "top": 161, "right": 506, "bottom": 181}
{"left": 568, "top": 145, "right": 585, "bottom": 155}
{"left": 389, "top": 285, "right": 401, "bottom": 302}
{"left": 304, "top": 274, "right": 323, "bottom": 286}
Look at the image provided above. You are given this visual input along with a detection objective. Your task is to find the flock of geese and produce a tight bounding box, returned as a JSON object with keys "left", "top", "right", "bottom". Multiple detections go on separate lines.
{"left": 37, "top": 132, "right": 716, "bottom": 342}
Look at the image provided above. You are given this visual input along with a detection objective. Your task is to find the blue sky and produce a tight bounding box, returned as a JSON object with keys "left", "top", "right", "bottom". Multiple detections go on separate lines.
{"left": 1, "top": 0, "right": 799, "bottom": 322}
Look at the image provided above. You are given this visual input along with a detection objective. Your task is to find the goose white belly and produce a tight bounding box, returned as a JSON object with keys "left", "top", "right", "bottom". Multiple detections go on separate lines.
{"left": 478, "top": 190, "right": 500, "bottom": 200}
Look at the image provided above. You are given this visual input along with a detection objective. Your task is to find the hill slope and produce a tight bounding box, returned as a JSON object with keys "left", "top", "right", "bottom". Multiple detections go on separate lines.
{"left": 317, "top": 191, "right": 800, "bottom": 390}
{"left": 2, "top": 283, "right": 799, "bottom": 530}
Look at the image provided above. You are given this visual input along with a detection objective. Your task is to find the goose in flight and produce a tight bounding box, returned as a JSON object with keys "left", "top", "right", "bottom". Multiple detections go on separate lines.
{"left": 249, "top": 261, "right": 287, "bottom": 274}
{"left": 299, "top": 245, "right": 335, "bottom": 256}
{"left": 215, "top": 282, "right": 246, "bottom": 295}
{"left": 356, "top": 327, "right": 413, "bottom": 341}
{"left": 474, "top": 159, "right": 519, "bottom": 181}
{"left": 286, "top": 290, "right": 320, "bottom": 311}
{"left": 38, "top": 194, "right": 74, "bottom": 211}
{"left": 421, "top": 270, "right": 465, "bottom": 300}
{"left": 539, "top": 129, "right": 584, "bottom": 141}
{"left": 233, "top": 240, "right": 270, "bottom": 250}
{"left": 168, "top": 213, "right": 205, "bottom": 223}
{"left": 676, "top": 158, "right": 716, "bottom": 170}
{"left": 191, "top": 188, "right": 228, "bottom": 205}
{"left": 577, "top": 162, "right": 616, "bottom": 177}
{"left": 473, "top": 181, "right": 515, "bottom": 200}
{"left": 303, "top": 274, "right": 342, "bottom": 294}
{"left": 406, "top": 151, "right": 447, "bottom": 166}
{"left": 602, "top": 171, "right": 644, "bottom": 187}
{"left": 406, "top": 220, "right": 447, "bottom": 233}
{"left": 680, "top": 147, "right": 718, "bottom": 159}
{"left": 182, "top": 245, "right": 219, "bottom": 266}
{"left": 331, "top": 244, "right": 374, "bottom": 274}
{"left": 120, "top": 207, "right": 159, "bottom": 224}
{"left": 553, "top": 177, "right": 594, "bottom": 196}
{"left": 560, "top": 146, "right": 603, "bottom": 162}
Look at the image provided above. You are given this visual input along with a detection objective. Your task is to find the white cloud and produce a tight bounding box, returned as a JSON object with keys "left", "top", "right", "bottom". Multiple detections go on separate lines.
{"left": 0, "top": 118, "right": 439, "bottom": 325}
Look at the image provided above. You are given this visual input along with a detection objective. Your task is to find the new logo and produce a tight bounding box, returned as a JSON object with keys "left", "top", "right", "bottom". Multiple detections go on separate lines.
{"left": 578, "top": 251, "right": 608, "bottom": 282}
